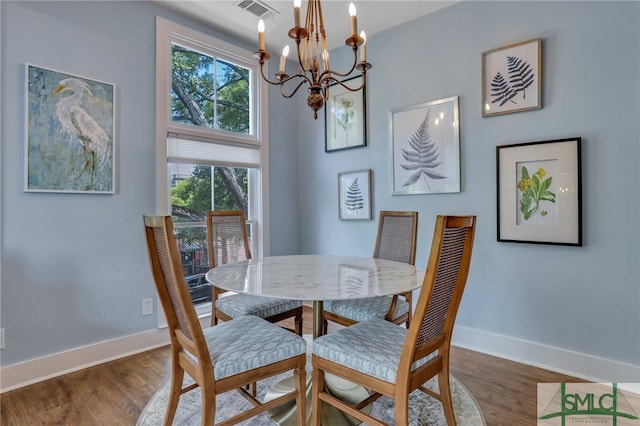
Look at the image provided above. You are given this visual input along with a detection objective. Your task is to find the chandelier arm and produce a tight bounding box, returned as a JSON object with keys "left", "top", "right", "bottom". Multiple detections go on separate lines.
{"left": 279, "top": 77, "right": 309, "bottom": 99}
{"left": 317, "top": 46, "right": 359, "bottom": 83}
{"left": 258, "top": 62, "right": 287, "bottom": 86}
{"left": 323, "top": 73, "right": 367, "bottom": 93}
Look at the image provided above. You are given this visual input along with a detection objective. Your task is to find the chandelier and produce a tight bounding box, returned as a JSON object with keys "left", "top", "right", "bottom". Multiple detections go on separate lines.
{"left": 255, "top": 0, "right": 372, "bottom": 119}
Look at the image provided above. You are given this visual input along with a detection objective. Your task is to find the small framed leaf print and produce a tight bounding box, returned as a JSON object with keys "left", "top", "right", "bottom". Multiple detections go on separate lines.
{"left": 482, "top": 38, "right": 542, "bottom": 117}
{"left": 338, "top": 169, "right": 372, "bottom": 221}
{"left": 390, "top": 96, "right": 460, "bottom": 195}
{"left": 497, "top": 137, "right": 582, "bottom": 246}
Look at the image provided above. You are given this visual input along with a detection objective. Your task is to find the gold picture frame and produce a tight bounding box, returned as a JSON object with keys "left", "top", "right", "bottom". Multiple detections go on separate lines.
{"left": 482, "top": 38, "right": 542, "bottom": 117}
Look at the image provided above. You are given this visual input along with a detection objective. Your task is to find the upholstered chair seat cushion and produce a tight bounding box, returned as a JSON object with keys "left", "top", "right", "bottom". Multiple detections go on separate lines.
{"left": 203, "top": 315, "right": 306, "bottom": 380}
{"left": 312, "top": 318, "right": 433, "bottom": 383}
{"left": 324, "top": 296, "right": 410, "bottom": 323}
{"left": 215, "top": 294, "right": 303, "bottom": 319}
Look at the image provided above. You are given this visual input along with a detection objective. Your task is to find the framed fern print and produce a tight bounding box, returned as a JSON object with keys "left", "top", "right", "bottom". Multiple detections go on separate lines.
{"left": 391, "top": 96, "right": 460, "bottom": 195}
{"left": 338, "top": 169, "right": 372, "bottom": 221}
{"left": 497, "top": 137, "right": 582, "bottom": 246}
{"left": 482, "top": 38, "right": 542, "bottom": 117}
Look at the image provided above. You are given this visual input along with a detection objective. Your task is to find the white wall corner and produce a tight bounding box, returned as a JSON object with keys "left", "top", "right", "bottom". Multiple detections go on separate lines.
{"left": 452, "top": 325, "right": 640, "bottom": 384}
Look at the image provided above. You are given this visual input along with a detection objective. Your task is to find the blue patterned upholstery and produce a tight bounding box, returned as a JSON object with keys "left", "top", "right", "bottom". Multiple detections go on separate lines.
{"left": 215, "top": 294, "right": 303, "bottom": 319}
{"left": 312, "top": 318, "right": 433, "bottom": 383}
{"left": 203, "top": 315, "right": 306, "bottom": 380}
{"left": 324, "top": 296, "right": 410, "bottom": 322}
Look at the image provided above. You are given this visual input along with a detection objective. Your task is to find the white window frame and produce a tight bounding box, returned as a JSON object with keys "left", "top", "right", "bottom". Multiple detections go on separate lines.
{"left": 155, "top": 17, "right": 270, "bottom": 322}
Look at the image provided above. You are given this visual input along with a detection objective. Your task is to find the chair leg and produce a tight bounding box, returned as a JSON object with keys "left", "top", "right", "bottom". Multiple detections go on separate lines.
{"left": 295, "top": 358, "right": 307, "bottom": 426}
{"left": 295, "top": 310, "right": 303, "bottom": 336}
{"left": 438, "top": 369, "right": 457, "bottom": 426}
{"left": 210, "top": 287, "right": 216, "bottom": 327}
{"left": 200, "top": 381, "right": 216, "bottom": 426}
{"left": 311, "top": 356, "right": 324, "bottom": 426}
{"left": 164, "top": 364, "right": 184, "bottom": 426}
{"left": 394, "top": 390, "right": 410, "bottom": 426}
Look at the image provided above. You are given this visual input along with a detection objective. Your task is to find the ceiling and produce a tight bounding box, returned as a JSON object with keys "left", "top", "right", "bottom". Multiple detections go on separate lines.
{"left": 155, "top": 0, "right": 458, "bottom": 53}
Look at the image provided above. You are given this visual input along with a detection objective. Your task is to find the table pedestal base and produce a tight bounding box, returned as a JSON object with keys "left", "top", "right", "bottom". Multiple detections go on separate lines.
{"left": 265, "top": 373, "right": 371, "bottom": 426}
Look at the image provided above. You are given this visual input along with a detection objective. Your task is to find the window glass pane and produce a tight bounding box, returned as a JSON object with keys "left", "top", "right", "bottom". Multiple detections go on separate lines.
{"left": 171, "top": 45, "right": 215, "bottom": 128}
{"left": 170, "top": 163, "right": 249, "bottom": 220}
{"left": 169, "top": 162, "right": 249, "bottom": 306}
{"left": 174, "top": 225, "right": 211, "bottom": 305}
{"left": 171, "top": 44, "right": 251, "bottom": 135}
{"left": 215, "top": 60, "right": 250, "bottom": 134}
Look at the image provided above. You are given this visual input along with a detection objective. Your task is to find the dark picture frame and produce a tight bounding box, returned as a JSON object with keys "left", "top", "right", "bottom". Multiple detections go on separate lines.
{"left": 325, "top": 76, "right": 367, "bottom": 152}
{"left": 497, "top": 137, "right": 582, "bottom": 246}
{"left": 482, "top": 38, "right": 542, "bottom": 117}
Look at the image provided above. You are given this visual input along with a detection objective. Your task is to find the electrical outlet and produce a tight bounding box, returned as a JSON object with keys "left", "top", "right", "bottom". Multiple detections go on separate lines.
{"left": 0, "top": 328, "right": 5, "bottom": 350}
{"left": 142, "top": 298, "right": 153, "bottom": 316}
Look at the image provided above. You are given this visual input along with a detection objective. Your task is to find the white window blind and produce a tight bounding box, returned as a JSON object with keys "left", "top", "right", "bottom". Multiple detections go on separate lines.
{"left": 167, "top": 136, "right": 260, "bottom": 168}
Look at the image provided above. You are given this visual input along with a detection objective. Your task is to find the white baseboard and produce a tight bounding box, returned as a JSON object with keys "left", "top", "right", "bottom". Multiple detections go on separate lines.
{"left": 2, "top": 323, "right": 638, "bottom": 394}
{"left": 0, "top": 328, "right": 170, "bottom": 394}
{"left": 452, "top": 325, "right": 640, "bottom": 384}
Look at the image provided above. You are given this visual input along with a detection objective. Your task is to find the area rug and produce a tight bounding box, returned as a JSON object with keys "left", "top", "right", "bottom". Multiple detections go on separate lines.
{"left": 138, "top": 337, "right": 485, "bottom": 426}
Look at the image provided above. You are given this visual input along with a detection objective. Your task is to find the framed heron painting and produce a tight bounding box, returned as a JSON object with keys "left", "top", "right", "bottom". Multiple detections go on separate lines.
{"left": 25, "top": 64, "right": 115, "bottom": 194}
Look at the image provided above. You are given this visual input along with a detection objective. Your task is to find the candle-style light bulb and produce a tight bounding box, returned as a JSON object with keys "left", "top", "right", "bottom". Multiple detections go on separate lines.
{"left": 258, "top": 19, "right": 266, "bottom": 51}
{"left": 293, "top": 0, "right": 301, "bottom": 27}
{"left": 279, "top": 45, "right": 290, "bottom": 72}
{"left": 360, "top": 31, "right": 366, "bottom": 62}
{"left": 349, "top": 3, "right": 357, "bottom": 36}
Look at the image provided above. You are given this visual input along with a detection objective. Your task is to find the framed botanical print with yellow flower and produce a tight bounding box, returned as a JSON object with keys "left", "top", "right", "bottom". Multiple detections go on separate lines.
{"left": 325, "top": 75, "right": 367, "bottom": 152}
{"left": 497, "top": 137, "right": 582, "bottom": 246}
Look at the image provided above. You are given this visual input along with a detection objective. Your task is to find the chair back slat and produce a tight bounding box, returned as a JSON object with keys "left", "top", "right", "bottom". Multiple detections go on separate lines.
{"left": 207, "top": 211, "right": 252, "bottom": 268}
{"left": 407, "top": 216, "right": 476, "bottom": 354}
{"left": 144, "top": 216, "right": 208, "bottom": 355}
{"left": 151, "top": 226, "right": 193, "bottom": 340}
{"left": 374, "top": 211, "right": 418, "bottom": 265}
{"left": 417, "top": 226, "right": 468, "bottom": 345}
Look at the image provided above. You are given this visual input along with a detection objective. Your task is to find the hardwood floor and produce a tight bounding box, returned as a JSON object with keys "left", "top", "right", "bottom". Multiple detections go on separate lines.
{"left": 1, "top": 307, "right": 585, "bottom": 425}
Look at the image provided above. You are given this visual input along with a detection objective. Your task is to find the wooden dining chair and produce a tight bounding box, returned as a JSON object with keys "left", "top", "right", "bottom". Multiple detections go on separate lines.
{"left": 323, "top": 211, "right": 418, "bottom": 332}
{"left": 207, "top": 211, "right": 303, "bottom": 335}
{"left": 143, "top": 215, "right": 307, "bottom": 426}
{"left": 312, "top": 215, "right": 476, "bottom": 426}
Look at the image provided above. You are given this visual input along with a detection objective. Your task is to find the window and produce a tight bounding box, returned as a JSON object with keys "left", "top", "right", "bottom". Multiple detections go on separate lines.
{"left": 156, "top": 18, "right": 269, "bottom": 315}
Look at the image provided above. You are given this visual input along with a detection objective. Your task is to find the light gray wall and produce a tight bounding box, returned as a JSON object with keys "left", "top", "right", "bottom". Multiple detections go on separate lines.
{"left": 298, "top": 1, "right": 640, "bottom": 368}
{"left": 0, "top": 1, "right": 299, "bottom": 365}
{"left": 267, "top": 67, "right": 301, "bottom": 256}
{"left": 1, "top": 0, "right": 638, "bottom": 376}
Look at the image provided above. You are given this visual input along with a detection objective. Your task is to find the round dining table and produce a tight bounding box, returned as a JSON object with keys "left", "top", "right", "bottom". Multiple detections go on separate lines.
{"left": 205, "top": 254, "right": 425, "bottom": 339}
{"left": 205, "top": 254, "right": 425, "bottom": 425}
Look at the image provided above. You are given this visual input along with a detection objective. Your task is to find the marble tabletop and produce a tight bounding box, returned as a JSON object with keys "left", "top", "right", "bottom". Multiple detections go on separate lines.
{"left": 205, "top": 254, "right": 425, "bottom": 301}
